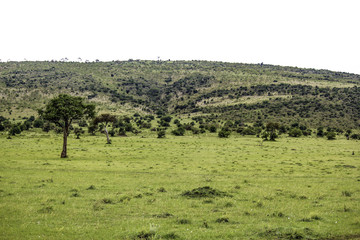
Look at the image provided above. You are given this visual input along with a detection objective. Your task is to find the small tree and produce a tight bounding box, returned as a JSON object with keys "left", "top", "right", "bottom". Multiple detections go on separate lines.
{"left": 263, "top": 122, "right": 280, "bottom": 141}
{"left": 39, "top": 94, "right": 95, "bottom": 158}
{"left": 93, "top": 114, "right": 117, "bottom": 144}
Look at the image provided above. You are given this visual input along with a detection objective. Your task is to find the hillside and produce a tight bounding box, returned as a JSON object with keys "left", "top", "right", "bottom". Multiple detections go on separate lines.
{"left": 0, "top": 60, "right": 359, "bottom": 128}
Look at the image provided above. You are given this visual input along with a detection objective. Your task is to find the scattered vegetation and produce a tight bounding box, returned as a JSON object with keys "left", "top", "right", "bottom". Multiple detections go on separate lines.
{"left": 0, "top": 60, "right": 359, "bottom": 239}
{"left": 181, "top": 186, "right": 230, "bottom": 198}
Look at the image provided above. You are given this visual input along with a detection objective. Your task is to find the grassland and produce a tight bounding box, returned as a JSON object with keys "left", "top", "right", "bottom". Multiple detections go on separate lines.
{"left": 0, "top": 130, "right": 359, "bottom": 239}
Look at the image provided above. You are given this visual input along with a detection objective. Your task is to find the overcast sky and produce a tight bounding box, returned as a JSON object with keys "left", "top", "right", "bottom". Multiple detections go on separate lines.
{"left": 1, "top": 0, "right": 359, "bottom": 74}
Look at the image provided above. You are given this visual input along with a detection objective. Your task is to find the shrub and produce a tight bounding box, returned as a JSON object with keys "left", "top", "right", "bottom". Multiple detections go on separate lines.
{"left": 88, "top": 124, "right": 97, "bottom": 135}
{"left": 288, "top": 128, "right": 303, "bottom": 137}
{"left": 42, "top": 122, "right": 52, "bottom": 132}
{"left": 326, "top": 131, "right": 336, "bottom": 140}
{"left": 215, "top": 217, "right": 229, "bottom": 223}
{"left": 350, "top": 133, "right": 360, "bottom": 140}
{"left": 302, "top": 129, "right": 312, "bottom": 136}
{"left": 177, "top": 219, "right": 191, "bottom": 224}
{"left": 241, "top": 127, "right": 256, "bottom": 135}
{"left": 191, "top": 127, "right": 200, "bottom": 134}
{"left": 172, "top": 127, "right": 185, "bottom": 136}
{"left": 33, "top": 118, "right": 44, "bottom": 128}
{"left": 135, "top": 231, "right": 155, "bottom": 240}
{"left": 118, "top": 127, "right": 127, "bottom": 136}
{"left": 209, "top": 125, "right": 217, "bottom": 133}
{"left": 109, "top": 128, "right": 115, "bottom": 137}
{"left": 74, "top": 127, "right": 84, "bottom": 139}
{"left": 317, "top": 127, "right": 325, "bottom": 137}
{"left": 218, "top": 128, "right": 231, "bottom": 138}
{"left": 157, "top": 130, "right": 166, "bottom": 138}
{"left": 181, "top": 186, "right": 230, "bottom": 198}
{"left": 161, "top": 115, "right": 172, "bottom": 123}
{"left": 141, "top": 122, "right": 152, "bottom": 129}
{"left": 9, "top": 125, "right": 22, "bottom": 136}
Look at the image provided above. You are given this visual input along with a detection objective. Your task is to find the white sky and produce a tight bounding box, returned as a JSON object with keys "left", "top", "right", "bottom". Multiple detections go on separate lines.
{"left": 1, "top": 0, "right": 359, "bottom": 74}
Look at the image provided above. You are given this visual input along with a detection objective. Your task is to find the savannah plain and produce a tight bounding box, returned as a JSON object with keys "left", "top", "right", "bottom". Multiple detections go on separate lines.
{"left": 1, "top": 129, "right": 359, "bottom": 239}
{"left": 1, "top": 61, "right": 360, "bottom": 239}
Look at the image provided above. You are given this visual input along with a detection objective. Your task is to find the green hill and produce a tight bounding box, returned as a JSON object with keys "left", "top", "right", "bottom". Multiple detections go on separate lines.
{"left": 1, "top": 60, "right": 359, "bottom": 128}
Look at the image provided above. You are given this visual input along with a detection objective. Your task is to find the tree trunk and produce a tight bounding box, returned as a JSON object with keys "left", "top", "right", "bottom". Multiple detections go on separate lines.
{"left": 61, "top": 127, "right": 68, "bottom": 158}
{"left": 105, "top": 125, "right": 111, "bottom": 144}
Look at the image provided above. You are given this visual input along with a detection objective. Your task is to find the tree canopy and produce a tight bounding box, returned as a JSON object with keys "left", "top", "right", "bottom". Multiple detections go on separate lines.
{"left": 93, "top": 113, "right": 117, "bottom": 144}
{"left": 40, "top": 94, "right": 95, "bottom": 158}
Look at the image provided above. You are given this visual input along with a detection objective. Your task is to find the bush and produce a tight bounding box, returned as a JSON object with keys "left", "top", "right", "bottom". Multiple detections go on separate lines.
{"left": 141, "top": 122, "right": 152, "bottom": 129}
{"left": 157, "top": 130, "right": 166, "bottom": 138}
{"left": 74, "top": 127, "right": 84, "bottom": 139}
{"left": 181, "top": 186, "right": 230, "bottom": 198}
{"left": 21, "top": 120, "right": 32, "bottom": 130}
{"left": 109, "top": 128, "right": 115, "bottom": 137}
{"left": 218, "top": 128, "right": 231, "bottom": 138}
{"left": 118, "top": 127, "right": 127, "bottom": 136}
{"left": 33, "top": 118, "right": 44, "bottom": 128}
{"left": 88, "top": 124, "right": 97, "bottom": 135}
{"left": 172, "top": 127, "right": 185, "bottom": 136}
{"left": 209, "top": 125, "right": 217, "bottom": 133}
{"left": 241, "top": 127, "right": 256, "bottom": 135}
{"left": 159, "top": 120, "right": 170, "bottom": 127}
{"left": 9, "top": 125, "right": 22, "bottom": 135}
{"left": 124, "top": 123, "right": 133, "bottom": 132}
{"left": 350, "top": 133, "right": 360, "bottom": 140}
{"left": 288, "top": 128, "right": 303, "bottom": 137}
{"left": 161, "top": 115, "right": 172, "bottom": 123}
{"left": 42, "top": 122, "right": 52, "bottom": 132}
{"left": 317, "top": 127, "right": 325, "bottom": 137}
{"left": 326, "top": 131, "right": 336, "bottom": 140}
{"left": 302, "top": 129, "right": 312, "bottom": 136}
{"left": 191, "top": 127, "right": 200, "bottom": 134}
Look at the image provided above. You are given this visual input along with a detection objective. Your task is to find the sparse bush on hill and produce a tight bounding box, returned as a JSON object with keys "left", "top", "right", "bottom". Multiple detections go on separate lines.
{"left": 1, "top": 60, "right": 360, "bottom": 129}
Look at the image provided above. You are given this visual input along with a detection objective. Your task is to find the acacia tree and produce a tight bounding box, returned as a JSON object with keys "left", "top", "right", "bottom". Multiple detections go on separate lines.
{"left": 39, "top": 94, "right": 95, "bottom": 158}
{"left": 93, "top": 114, "right": 117, "bottom": 144}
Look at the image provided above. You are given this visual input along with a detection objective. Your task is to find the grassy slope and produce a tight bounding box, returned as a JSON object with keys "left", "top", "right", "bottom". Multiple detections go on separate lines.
{"left": 1, "top": 60, "right": 360, "bottom": 128}
{"left": 1, "top": 130, "right": 359, "bottom": 239}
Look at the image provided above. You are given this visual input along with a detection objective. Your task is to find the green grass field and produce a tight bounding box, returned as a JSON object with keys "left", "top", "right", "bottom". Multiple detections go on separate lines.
{"left": 0, "top": 131, "right": 359, "bottom": 239}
